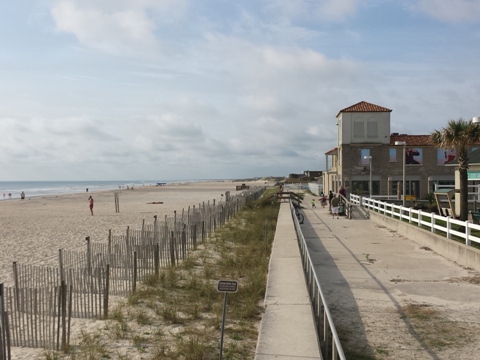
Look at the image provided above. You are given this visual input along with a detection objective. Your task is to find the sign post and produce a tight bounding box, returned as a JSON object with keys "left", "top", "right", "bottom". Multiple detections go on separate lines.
{"left": 217, "top": 280, "right": 238, "bottom": 360}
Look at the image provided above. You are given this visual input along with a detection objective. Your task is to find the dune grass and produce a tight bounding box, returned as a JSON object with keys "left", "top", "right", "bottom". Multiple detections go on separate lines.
{"left": 44, "top": 188, "right": 280, "bottom": 360}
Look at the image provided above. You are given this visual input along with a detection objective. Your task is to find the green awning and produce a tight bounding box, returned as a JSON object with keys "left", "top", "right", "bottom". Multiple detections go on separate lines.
{"left": 468, "top": 171, "right": 480, "bottom": 180}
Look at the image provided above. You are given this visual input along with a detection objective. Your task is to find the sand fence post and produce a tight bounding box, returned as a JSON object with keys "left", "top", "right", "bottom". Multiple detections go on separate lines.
{"left": 170, "top": 231, "right": 176, "bottom": 266}
{"left": 174, "top": 211, "right": 179, "bottom": 263}
{"left": 60, "top": 281, "right": 67, "bottom": 352}
{"left": 114, "top": 192, "right": 119, "bottom": 213}
{"left": 58, "top": 249, "right": 64, "bottom": 284}
{"left": 213, "top": 199, "right": 216, "bottom": 231}
{"left": 193, "top": 224, "right": 197, "bottom": 249}
{"left": 132, "top": 252, "right": 137, "bottom": 293}
{"left": 153, "top": 215, "right": 158, "bottom": 243}
{"left": 0, "top": 282, "right": 9, "bottom": 360}
{"left": 181, "top": 224, "right": 186, "bottom": 259}
{"left": 154, "top": 243, "right": 159, "bottom": 276}
{"left": 85, "top": 237, "right": 91, "bottom": 276}
{"left": 108, "top": 230, "right": 112, "bottom": 266}
{"left": 163, "top": 215, "right": 168, "bottom": 265}
{"left": 12, "top": 262, "right": 23, "bottom": 318}
{"left": 103, "top": 264, "right": 110, "bottom": 319}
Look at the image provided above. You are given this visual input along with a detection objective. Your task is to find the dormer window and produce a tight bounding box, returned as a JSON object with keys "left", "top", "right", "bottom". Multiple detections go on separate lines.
{"left": 367, "top": 121, "right": 378, "bottom": 138}
{"left": 354, "top": 120, "right": 364, "bottom": 138}
{"left": 354, "top": 119, "right": 379, "bottom": 140}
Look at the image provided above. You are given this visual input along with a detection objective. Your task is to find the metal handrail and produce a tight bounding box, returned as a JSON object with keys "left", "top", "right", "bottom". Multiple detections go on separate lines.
{"left": 291, "top": 203, "right": 346, "bottom": 360}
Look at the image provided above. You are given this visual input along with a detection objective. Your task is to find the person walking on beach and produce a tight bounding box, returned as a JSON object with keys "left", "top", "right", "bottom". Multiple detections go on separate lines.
{"left": 88, "top": 196, "right": 94, "bottom": 215}
{"left": 331, "top": 194, "right": 340, "bottom": 219}
{"left": 21, "top": 191, "right": 25, "bottom": 200}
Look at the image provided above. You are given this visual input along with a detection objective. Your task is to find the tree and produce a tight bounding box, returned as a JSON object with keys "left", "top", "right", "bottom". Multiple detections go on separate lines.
{"left": 431, "top": 119, "right": 480, "bottom": 221}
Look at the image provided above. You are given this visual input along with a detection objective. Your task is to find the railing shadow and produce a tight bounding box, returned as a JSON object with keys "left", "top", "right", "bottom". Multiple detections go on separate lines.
{"left": 295, "top": 206, "right": 371, "bottom": 359}
{"left": 298, "top": 200, "right": 442, "bottom": 360}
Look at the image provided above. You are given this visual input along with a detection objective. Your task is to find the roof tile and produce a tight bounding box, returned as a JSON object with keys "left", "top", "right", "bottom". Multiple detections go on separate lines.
{"left": 390, "top": 134, "right": 432, "bottom": 146}
{"left": 337, "top": 101, "right": 392, "bottom": 117}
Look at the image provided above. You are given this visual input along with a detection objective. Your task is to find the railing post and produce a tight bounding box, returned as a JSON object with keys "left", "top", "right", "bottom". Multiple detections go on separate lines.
{"left": 431, "top": 213, "right": 435, "bottom": 233}
{"left": 409, "top": 208, "right": 412, "bottom": 224}
{"left": 417, "top": 210, "right": 422, "bottom": 227}
{"left": 466, "top": 221, "right": 471, "bottom": 246}
{"left": 447, "top": 216, "right": 451, "bottom": 239}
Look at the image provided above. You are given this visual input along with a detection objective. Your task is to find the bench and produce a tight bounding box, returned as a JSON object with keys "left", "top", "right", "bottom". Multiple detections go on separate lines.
{"left": 470, "top": 211, "right": 480, "bottom": 224}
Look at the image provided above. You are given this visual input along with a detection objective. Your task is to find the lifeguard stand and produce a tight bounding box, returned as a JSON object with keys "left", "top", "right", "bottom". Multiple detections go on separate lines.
{"left": 434, "top": 189, "right": 459, "bottom": 218}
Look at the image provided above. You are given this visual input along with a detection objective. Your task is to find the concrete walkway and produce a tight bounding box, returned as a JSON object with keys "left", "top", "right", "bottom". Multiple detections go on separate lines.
{"left": 255, "top": 202, "right": 321, "bottom": 359}
{"left": 300, "top": 193, "right": 480, "bottom": 359}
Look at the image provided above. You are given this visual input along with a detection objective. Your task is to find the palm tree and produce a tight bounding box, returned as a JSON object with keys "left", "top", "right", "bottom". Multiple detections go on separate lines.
{"left": 431, "top": 118, "right": 480, "bottom": 221}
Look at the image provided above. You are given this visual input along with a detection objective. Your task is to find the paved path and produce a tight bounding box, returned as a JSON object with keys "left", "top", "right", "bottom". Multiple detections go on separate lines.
{"left": 255, "top": 202, "right": 321, "bottom": 359}
{"left": 300, "top": 193, "right": 480, "bottom": 359}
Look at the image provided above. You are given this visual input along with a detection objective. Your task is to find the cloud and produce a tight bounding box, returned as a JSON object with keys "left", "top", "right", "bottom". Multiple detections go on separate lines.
{"left": 50, "top": 0, "right": 187, "bottom": 55}
{"left": 265, "top": 0, "right": 360, "bottom": 21}
{"left": 414, "top": 0, "right": 480, "bottom": 22}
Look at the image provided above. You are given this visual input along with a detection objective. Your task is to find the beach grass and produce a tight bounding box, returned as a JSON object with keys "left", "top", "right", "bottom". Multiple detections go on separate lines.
{"left": 44, "top": 187, "right": 280, "bottom": 359}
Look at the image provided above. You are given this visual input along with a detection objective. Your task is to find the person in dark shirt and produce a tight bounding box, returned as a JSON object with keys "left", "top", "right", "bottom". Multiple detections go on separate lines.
{"left": 328, "top": 190, "right": 334, "bottom": 211}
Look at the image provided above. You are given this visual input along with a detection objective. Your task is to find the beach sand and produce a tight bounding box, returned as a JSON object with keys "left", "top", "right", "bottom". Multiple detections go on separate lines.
{"left": 0, "top": 180, "right": 270, "bottom": 285}
{"left": 0, "top": 179, "right": 271, "bottom": 359}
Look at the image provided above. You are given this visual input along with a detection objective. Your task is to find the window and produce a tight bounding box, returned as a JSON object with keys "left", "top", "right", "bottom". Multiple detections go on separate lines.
{"left": 390, "top": 180, "right": 421, "bottom": 198}
{"left": 360, "top": 149, "right": 370, "bottom": 165}
{"left": 367, "top": 121, "right": 378, "bottom": 138}
{"left": 405, "top": 148, "right": 423, "bottom": 165}
{"left": 352, "top": 180, "right": 380, "bottom": 196}
{"left": 354, "top": 121, "right": 364, "bottom": 138}
{"left": 389, "top": 148, "right": 397, "bottom": 162}
{"left": 437, "top": 148, "right": 456, "bottom": 164}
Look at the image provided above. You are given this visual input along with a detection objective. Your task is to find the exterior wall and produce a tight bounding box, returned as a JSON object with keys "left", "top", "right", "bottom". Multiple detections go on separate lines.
{"left": 340, "top": 145, "right": 454, "bottom": 198}
{"left": 324, "top": 106, "right": 455, "bottom": 198}
{"left": 339, "top": 112, "right": 390, "bottom": 145}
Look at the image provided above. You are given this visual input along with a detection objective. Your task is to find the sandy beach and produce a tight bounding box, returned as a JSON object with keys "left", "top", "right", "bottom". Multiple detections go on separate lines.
{"left": 0, "top": 179, "right": 272, "bottom": 359}
{"left": 0, "top": 180, "right": 268, "bottom": 285}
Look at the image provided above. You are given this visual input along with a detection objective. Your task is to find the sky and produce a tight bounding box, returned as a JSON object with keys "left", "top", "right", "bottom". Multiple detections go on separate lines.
{"left": 1, "top": 0, "right": 480, "bottom": 181}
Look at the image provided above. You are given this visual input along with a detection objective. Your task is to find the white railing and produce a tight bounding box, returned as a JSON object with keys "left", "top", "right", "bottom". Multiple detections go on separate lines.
{"left": 284, "top": 183, "right": 309, "bottom": 190}
{"left": 350, "top": 194, "right": 480, "bottom": 246}
{"left": 308, "top": 182, "right": 323, "bottom": 196}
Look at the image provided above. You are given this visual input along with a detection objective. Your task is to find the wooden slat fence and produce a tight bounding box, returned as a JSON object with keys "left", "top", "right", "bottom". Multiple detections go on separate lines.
{"left": 12, "top": 263, "right": 110, "bottom": 319}
{"left": 1, "top": 282, "right": 71, "bottom": 351}
{"left": 0, "top": 187, "right": 265, "bottom": 353}
{"left": 0, "top": 284, "right": 11, "bottom": 360}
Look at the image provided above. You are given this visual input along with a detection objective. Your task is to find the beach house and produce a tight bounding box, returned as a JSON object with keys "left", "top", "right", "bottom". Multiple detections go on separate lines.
{"left": 322, "top": 101, "right": 455, "bottom": 201}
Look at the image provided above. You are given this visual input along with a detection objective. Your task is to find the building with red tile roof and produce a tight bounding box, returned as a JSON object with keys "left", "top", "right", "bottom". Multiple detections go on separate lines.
{"left": 323, "top": 101, "right": 455, "bottom": 200}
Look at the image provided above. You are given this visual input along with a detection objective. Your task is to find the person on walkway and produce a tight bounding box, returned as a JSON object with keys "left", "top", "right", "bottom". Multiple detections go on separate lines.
{"left": 328, "top": 190, "right": 334, "bottom": 211}
{"left": 88, "top": 196, "right": 94, "bottom": 216}
{"left": 339, "top": 186, "right": 346, "bottom": 200}
{"left": 331, "top": 194, "right": 340, "bottom": 219}
{"left": 311, "top": 199, "right": 316, "bottom": 208}
{"left": 320, "top": 193, "right": 327, "bottom": 208}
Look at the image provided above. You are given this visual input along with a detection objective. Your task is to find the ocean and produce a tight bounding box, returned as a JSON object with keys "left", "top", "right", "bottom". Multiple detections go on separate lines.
{"left": 0, "top": 180, "right": 174, "bottom": 200}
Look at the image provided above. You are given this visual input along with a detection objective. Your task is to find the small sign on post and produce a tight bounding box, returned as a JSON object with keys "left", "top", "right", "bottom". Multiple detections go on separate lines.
{"left": 217, "top": 280, "right": 238, "bottom": 360}
{"left": 217, "top": 280, "right": 238, "bottom": 293}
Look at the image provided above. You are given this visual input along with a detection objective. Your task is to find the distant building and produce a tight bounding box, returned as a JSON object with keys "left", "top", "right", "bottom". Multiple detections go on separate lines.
{"left": 322, "top": 101, "right": 455, "bottom": 199}
{"left": 303, "top": 170, "right": 322, "bottom": 178}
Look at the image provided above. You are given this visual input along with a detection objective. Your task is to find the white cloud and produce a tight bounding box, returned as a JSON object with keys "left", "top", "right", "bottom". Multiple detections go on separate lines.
{"left": 414, "top": 0, "right": 480, "bottom": 22}
{"left": 50, "top": 0, "right": 187, "bottom": 55}
{"left": 265, "top": 0, "right": 360, "bottom": 21}
{"left": 320, "top": 0, "right": 359, "bottom": 20}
